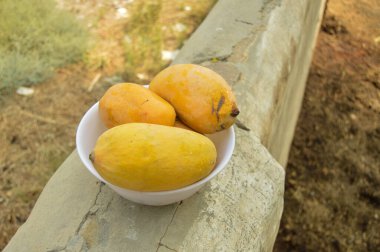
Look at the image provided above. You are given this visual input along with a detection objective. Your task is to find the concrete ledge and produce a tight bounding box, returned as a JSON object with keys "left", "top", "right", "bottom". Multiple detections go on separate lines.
{"left": 5, "top": 130, "right": 283, "bottom": 252}
{"left": 4, "top": 0, "right": 326, "bottom": 251}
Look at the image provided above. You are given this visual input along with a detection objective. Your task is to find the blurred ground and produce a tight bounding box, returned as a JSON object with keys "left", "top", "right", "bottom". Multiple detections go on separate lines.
{"left": 0, "top": 0, "right": 215, "bottom": 249}
{"left": 274, "top": 0, "right": 380, "bottom": 251}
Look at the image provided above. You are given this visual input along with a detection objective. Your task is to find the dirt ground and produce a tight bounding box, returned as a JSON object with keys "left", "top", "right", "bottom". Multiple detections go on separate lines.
{"left": 274, "top": 0, "right": 380, "bottom": 251}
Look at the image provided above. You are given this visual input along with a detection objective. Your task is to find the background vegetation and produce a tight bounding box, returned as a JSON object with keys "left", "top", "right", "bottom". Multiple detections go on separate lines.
{"left": 0, "top": 0, "right": 88, "bottom": 90}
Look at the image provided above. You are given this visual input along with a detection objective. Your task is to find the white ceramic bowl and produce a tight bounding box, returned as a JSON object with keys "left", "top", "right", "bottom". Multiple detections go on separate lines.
{"left": 76, "top": 102, "right": 235, "bottom": 206}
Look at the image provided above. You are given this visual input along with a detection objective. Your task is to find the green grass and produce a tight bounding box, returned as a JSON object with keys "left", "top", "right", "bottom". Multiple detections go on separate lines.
{"left": 122, "top": 0, "right": 217, "bottom": 83}
{"left": 0, "top": 0, "right": 88, "bottom": 90}
{"left": 123, "top": 0, "right": 165, "bottom": 82}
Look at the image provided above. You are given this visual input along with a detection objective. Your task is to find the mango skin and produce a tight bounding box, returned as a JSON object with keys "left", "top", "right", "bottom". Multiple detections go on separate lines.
{"left": 99, "top": 83, "right": 176, "bottom": 128}
{"left": 173, "top": 119, "right": 194, "bottom": 131}
{"left": 91, "top": 123, "right": 217, "bottom": 192}
{"left": 149, "top": 64, "right": 239, "bottom": 134}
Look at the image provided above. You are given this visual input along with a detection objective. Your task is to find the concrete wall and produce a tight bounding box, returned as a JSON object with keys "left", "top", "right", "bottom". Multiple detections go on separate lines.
{"left": 4, "top": 0, "right": 326, "bottom": 251}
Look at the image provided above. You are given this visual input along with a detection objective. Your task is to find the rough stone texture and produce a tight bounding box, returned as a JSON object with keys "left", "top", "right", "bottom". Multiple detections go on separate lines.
{"left": 5, "top": 132, "right": 283, "bottom": 252}
{"left": 159, "top": 130, "right": 284, "bottom": 252}
{"left": 5, "top": 151, "right": 178, "bottom": 252}
{"left": 4, "top": 0, "right": 326, "bottom": 251}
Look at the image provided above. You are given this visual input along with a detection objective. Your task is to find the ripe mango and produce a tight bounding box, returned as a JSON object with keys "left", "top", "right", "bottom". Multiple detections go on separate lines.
{"left": 149, "top": 64, "right": 239, "bottom": 134}
{"left": 99, "top": 83, "right": 176, "bottom": 128}
{"left": 173, "top": 119, "right": 193, "bottom": 131}
{"left": 91, "top": 123, "right": 217, "bottom": 191}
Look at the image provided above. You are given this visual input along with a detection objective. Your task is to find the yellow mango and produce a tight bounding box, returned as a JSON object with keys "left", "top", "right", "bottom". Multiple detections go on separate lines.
{"left": 99, "top": 83, "right": 176, "bottom": 128}
{"left": 91, "top": 123, "right": 217, "bottom": 191}
{"left": 149, "top": 64, "right": 239, "bottom": 134}
{"left": 173, "top": 119, "right": 194, "bottom": 131}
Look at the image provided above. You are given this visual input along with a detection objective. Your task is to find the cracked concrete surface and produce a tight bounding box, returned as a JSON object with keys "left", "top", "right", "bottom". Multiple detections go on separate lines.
{"left": 157, "top": 129, "right": 284, "bottom": 252}
{"left": 4, "top": 0, "right": 326, "bottom": 251}
{"left": 156, "top": 203, "right": 181, "bottom": 252}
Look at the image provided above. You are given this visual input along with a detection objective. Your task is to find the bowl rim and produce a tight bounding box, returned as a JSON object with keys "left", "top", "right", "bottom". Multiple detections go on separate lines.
{"left": 76, "top": 102, "right": 235, "bottom": 196}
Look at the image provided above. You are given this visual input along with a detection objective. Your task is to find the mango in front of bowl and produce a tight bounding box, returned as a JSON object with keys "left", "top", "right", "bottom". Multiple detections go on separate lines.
{"left": 91, "top": 123, "right": 217, "bottom": 191}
